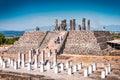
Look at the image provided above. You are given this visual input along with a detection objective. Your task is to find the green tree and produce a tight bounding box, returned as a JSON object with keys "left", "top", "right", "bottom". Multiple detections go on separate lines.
{"left": 0, "top": 33, "right": 19, "bottom": 45}
{"left": 0, "top": 34, "right": 5, "bottom": 45}
{"left": 4, "top": 37, "right": 19, "bottom": 44}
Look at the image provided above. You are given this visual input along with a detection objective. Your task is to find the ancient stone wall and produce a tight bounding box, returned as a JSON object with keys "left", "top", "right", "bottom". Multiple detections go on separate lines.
{"left": 93, "top": 31, "right": 113, "bottom": 50}
{"left": 63, "top": 31, "right": 113, "bottom": 55}
{"left": 6, "top": 31, "right": 46, "bottom": 54}
{"left": 15, "top": 31, "right": 46, "bottom": 47}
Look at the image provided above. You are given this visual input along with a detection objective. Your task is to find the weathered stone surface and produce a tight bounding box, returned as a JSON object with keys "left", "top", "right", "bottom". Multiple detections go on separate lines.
{"left": 2, "top": 30, "right": 113, "bottom": 56}
{"left": 63, "top": 31, "right": 113, "bottom": 55}
{"left": 5, "top": 31, "right": 46, "bottom": 54}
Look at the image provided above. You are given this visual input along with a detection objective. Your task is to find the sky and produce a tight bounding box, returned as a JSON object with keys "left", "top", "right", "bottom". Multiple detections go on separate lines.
{"left": 0, "top": 0, "right": 120, "bottom": 31}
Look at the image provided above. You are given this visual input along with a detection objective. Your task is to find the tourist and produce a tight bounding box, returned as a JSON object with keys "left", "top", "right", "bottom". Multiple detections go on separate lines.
{"left": 61, "top": 36, "right": 63, "bottom": 41}
{"left": 45, "top": 46, "right": 49, "bottom": 49}
{"left": 54, "top": 40, "right": 56, "bottom": 44}
{"left": 57, "top": 37, "right": 60, "bottom": 43}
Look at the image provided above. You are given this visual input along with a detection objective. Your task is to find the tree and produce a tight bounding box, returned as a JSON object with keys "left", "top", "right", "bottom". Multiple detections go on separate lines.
{"left": 4, "top": 37, "right": 19, "bottom": 44}
{"left": 0, "top": 33, "right": 19, "bottom": 45}
{"left": 0, "top": 34, "right": 5, "bottom": 45}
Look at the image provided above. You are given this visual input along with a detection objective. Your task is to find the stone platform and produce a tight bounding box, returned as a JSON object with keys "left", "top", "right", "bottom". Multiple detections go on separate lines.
{"left": 3, "top": 30, "right": 113, "bottom": 55}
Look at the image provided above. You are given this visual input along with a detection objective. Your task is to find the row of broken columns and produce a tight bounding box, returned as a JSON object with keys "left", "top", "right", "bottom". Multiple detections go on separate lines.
{"left": 0, "top": 49, "right": 111, "bottom": 79}
{"left": 54, "top": 18, "right": 90, "bottom": 31}
{"left": 0, "top": 49, "right": 57, "bottom": 70}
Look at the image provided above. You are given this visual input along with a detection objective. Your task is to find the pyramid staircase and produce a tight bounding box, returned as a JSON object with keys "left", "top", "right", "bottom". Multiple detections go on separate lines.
{"left": 40, "top": 31, "right": 68, "bottom": 62}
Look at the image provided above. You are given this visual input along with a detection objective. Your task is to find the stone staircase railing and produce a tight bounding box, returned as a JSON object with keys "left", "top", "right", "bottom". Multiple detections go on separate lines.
{"left": 38, "top": 31, "right": 49, "bottom": 47}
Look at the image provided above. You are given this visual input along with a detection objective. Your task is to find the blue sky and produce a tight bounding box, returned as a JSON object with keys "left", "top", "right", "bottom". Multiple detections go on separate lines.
{"left": 0, "top": 0, "right": 120, "bottom": 31}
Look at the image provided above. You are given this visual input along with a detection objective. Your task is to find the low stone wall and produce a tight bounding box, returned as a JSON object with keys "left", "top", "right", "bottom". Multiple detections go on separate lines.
{"left": 0, "top": 70, "right": 53, "bottom": 80}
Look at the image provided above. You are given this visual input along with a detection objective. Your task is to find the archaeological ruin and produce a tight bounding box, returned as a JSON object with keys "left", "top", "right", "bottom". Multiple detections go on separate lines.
{"left": 0, "top": 18, "right": 118, "bottom": 80}
{"left": 2, "top": 18, "right": 113, "bottom": 55}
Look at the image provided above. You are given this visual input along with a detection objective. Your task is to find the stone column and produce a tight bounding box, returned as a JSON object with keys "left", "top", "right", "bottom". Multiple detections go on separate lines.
{"left": 82, "top": 18, "right": 86, "bottom": 30}
{"left": 88, "top": 65, "right": 92, "bottom": 74}
{"left": 105, "top": 67, "right": 108, "bottom": 76}
{"left": 88, "top": 19, "right": 90, "bottom": 30}
{"left": 34, "top": 54, "right": 38, "bottom": 69}
{"left": 60, "top": 19, "right": 67, "bottom": 31}
{"left": 61, "top": 20, "right": 64, "bottom": 30}
{"left": 54, "top": 19, "right": 58, "bottom": 31}
{"left": 0, "top": 56, "right": 3, "bottom": 65}
{"left": 1, "top": 58, "right": 4, "bottom": 66}
{"left": 3, "top": 61, "right": 7, "bottom": 68}
{"left": 78, "top": 63, "right": 82, "bottom": 70}
{"left": 14, "top": 61, "right": 18, "bottom": 70}
{"left": 73, "top": 65, "right": 77, "bottom": 72}
{"left": 40, "top": 64, "right": 44, "bottom": 72}
{"left": 22, "top": 53, "right": 25, "bottom": 68}
{"left": 18, "top": 53, "right": 21, "bottom": 67}
{"left": 48, "top": 49, "right": 51, "bottom": 57}
{"left": 84, "top": 68, "right": 88, "bottom": 77}
{"left": 72, "top": 19, "right": 76, "bottom": 30}
{"left": 47, "top": 61, "right": 51, "bottom": 70}
{"left": 101, "top": 70, "right": 105, "bottom": 79}
{"left": 29, "top": 50, "right": 32, "bottom": 63}
{"left": 54, "top": 65, "right": 59, "bottom": 74}
{"left": 53, "top": 49, "right": 57, "bottom": 67}
{"left": 60, "top": 63, "right": 64, "bottom": 71}
{"left": 66, "top": 61, "right": 70, "bottom": 69}
{"left": 36, "top": 49, "right": 39, "bottom": 55}
{"left": 27, "top": 62, "right": 31, "bottom": 70}
{"left": 0, "top": 56, "right": 2, "bottom": 65}
{"left": 92, "top": 63, "right": 96, "bottom": 71}
{"left": 8, "top": 57, "right": 11, "bottom": 64}
{"left": 11, "top": 59, "right": 14, "bottom": 67}
{"left": 68, "top": 67, "right": 72, "bottom": 75}
{"left": 41, "top": 50, "right": 45, "bottom": 64}
{"left": 108, "top": 64, "right": 111, "bottom": 73}
{"left": 70, "top": 20, "right": 72, "bottom": 30}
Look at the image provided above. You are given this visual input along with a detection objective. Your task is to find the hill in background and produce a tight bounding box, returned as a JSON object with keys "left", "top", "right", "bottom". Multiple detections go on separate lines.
{"left": 0, "top": 31, "right": 24, "bottom": 37}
